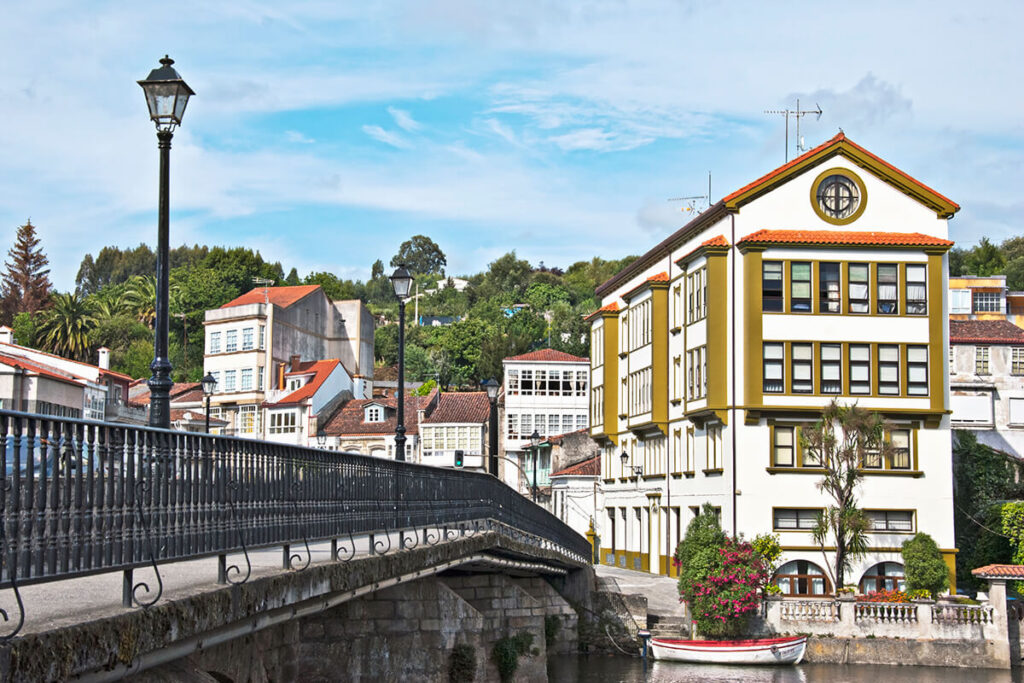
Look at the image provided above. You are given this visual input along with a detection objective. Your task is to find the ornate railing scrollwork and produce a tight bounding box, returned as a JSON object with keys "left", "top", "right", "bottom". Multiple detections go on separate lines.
{"left": 131, "top": 480, "right": 164, "bottom": 609}
{"left": 0, "top": 481, "right": 25, "bottom": 642}
{"left": 224, "top": 480, "right": 252, "bottom": 585}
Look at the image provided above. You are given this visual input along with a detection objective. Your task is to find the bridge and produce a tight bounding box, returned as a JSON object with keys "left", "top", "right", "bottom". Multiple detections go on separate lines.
{"left": 0, "top": 410, "right": 596, "bottom": 681}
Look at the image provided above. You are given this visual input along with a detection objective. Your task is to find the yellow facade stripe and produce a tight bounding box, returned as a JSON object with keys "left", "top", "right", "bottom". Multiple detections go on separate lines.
{"left": 927, "top": 252, "right": 945, "bottom": 413}
{"left": 742, "top": 248, "right": 764, "bottom": 407}
{"left": 651, "top": 282, "right": 670, "bottom": 426}
{"left": 706, "top": 250, "right": 729, "bottom": 421}
{"left": 601, "top": 309, "right": 620, "bottom": 444}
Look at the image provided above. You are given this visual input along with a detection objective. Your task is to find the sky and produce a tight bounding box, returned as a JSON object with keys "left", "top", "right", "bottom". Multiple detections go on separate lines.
{"left": 0, "top": 1, "right": 1021, "bottom": 291}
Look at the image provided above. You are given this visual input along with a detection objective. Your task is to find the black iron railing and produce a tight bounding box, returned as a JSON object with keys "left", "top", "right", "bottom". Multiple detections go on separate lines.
{"left": 0, "top": 409, "right": 589, "bottom": 640}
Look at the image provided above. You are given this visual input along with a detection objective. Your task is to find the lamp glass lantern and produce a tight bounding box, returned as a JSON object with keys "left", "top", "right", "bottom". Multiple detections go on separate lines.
{"left": 138, "top": 56, "right": 195, "bottom": 133}
{"left": 316, "top": 430, "right": 327, "bottom": 447}
{"left": 530, "top": 430, "right": 541, "bottom": 449}
{"left": 483, "top": 378, "right": 500, "bottom": 401}
{"left": 620, "top": 451, "right": 629, "bottom": 469}
{"left": 389, "top": 264, "right": 413, "bottom": 300}
{"left": 201, "top": 373, "right": 217, "bottom": 397}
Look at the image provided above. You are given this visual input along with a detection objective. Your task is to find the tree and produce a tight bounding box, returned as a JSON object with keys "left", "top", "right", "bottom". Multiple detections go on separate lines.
{"left": 963, "top": 237, "right": 1006, "bottom": 276}
{"left": 1, "top": 220, "right": 52, "bottom": 325}
{"left": 901, "top": 532, "right": 950, "bottom": 598}
{"left": 123, "top": 275, "right": 158, "bottom": 328}
{"left": 390, "top": 235, "right": 447, "bottom": 276}
{"left": 801, "top": 399, "right": 890, "bottom": 589}
{"left": 36, "top": 292, "right": 96, "bottom": 362}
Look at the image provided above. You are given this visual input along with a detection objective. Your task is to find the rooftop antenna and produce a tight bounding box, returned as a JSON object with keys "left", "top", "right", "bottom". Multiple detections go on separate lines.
{"left": 252, "top": 277, "right": 275, "bottom": 305}
{"left": 668, "top": 172, "right": 712, "bottom": 215}
{"left": 764, "top": 99, "right": 823, "bottom": 162}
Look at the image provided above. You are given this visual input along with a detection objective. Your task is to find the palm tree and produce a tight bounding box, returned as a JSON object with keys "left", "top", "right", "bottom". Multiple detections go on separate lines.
{"left": 123, "top": 275, "right": 157, "bottom": 328}
{"left": 37, "top": 292, "right": 96, "bottom": 361}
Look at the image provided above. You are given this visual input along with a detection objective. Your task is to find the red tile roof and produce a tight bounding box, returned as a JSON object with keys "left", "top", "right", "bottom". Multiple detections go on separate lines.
{"left": 221, "top": 285, "right": 321, "bottom": 309}
{"left": 0, "top": 342, "right": 132, "bottom": 382}
{"left": 504, "top": 349, "right": 588, "bottom": 363}
{"left": 647, "top": 271, "right": 669, "bottom": 282}
{"left": 950, "top": 320, "right": 1024, "bottom": 345}
{"left": 702, "top": 235, "right": 730, "bottom": 248}
{"left": 738, "top": 229, "right": 953, "bottom": 248}
{"left": 552, "top": 455, "right": 601, "bottom": 478}
{"left": 170, "top": 408, "right": 229, "bottom": 426}
{"left": 584, "top": 302, "right": 620, "bottom": 321}
{"left": 132, "top": 382, "right": 204, "bottom": 405}
{"left": 267, "top": 360, "right": 342, "bottom": 406}
{"left": 422, "top": 392, "right": 490, "bottom": 424}
{"left": 323, "top": 390, "right": 437, "bottom": 436}
{"left": 972, "top": 564, "right": 1024, "bottom": 579}
{"left": 0, "top": 352, "right": 85, "bottom": 387}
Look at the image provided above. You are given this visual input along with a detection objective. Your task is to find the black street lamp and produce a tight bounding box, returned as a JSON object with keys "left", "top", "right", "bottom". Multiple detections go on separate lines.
{"left": 139, "top": 56, "right": 194, "bottom": 429}
{"left": 389, "top": 264, "right": 413, "bottom": 461}
{"left": 483, "top": 378, "right": 500, "bottom": 477}
{"left": 620, "top": 450, "right": 643, "bottom": 477}
{"left": 201, "top": 372, "right": 216, "bottom": 432}
{"left": 317, "top": 430, "right": 327, "bottom": 448}
{"left": 529, "top": 430, "right": 541, "bottom": 503}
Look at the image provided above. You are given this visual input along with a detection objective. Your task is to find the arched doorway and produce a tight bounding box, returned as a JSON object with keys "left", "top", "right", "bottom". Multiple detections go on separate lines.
{"left": 774, "top": 560, "right": 831, "bottom": 596}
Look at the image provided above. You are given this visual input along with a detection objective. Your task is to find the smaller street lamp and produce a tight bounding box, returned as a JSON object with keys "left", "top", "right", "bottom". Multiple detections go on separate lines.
{"left": 483, "top": 378, "right": 500, "bottom": 477}
{"left": 620, "top": 450, "right": 643, "bottom": 477}
{"left": 530, "top": 430, "right": 542, "bottom": 503}
{"left": 316, "top": 430, "right": 327, "bottom": 448}
{"left": 201, "top": 372, "right": 217, "bottom": 433}
{"left": 390, "top": 264, "right": 413, "bottom": 461}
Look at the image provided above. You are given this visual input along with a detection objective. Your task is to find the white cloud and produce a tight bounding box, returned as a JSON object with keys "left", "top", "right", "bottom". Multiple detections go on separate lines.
{"left": 361, "top": 125, "right": 411, "bottom": 149}
{"left": 387, "top": 106, "right": 422, "bottom": 132}
{"left": 285, "top": 130, "right": 315, "bottom": 144}
{"left": 548, "top": 127, "right": 655, "bottom": 152}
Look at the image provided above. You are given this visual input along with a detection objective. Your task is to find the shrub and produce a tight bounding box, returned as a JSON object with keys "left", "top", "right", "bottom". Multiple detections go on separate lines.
{"left": 544, "top": 615, "right": 561, "bottom": 647}
{"left": 856, "top": 589, "right": 910, "bottom": 603}
{"left": 902, "top": 532, "right": 950, "bottom": 599}
{"left": 492, "top": 631, "right": 534, "bottom": 682}
{"left": 448, "top": 644, "right": 476, "bottom": 683}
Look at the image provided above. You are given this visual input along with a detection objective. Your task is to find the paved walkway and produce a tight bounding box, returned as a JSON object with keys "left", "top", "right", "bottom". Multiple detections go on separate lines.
{"left": 595, "top": 564, "right": 686, "bottom": 618}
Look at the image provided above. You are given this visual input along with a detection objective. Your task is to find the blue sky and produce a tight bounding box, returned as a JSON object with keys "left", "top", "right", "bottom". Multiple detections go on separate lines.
{"left": 1, "top": 1, "right": 1021, "bottom": 290}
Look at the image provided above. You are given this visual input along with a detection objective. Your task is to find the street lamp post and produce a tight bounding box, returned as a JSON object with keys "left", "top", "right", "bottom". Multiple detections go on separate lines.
{"left": 483, "top": 378, "right": 500, "bottom": 477}
{"left": 138, "top": 56, "right": 194, "bottom": 429}
{"left": 620, "top": 450, "right": 643, "bottom": 477}
{"left": 316, "top": 430, "right": 327, "bottom": 448}
{"left": 389, "top": 264, "right": 413, "bottom": 461}
{"left": 529, "top": 430, "right": 541, "bottom": 503}
{"left": 201, "top": 372, "right": 216, "bottom": 433}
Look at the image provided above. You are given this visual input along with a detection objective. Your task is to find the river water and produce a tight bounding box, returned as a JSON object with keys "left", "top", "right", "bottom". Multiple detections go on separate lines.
{"left": 548, "top": 655, "right": 1024, "bottom": 682}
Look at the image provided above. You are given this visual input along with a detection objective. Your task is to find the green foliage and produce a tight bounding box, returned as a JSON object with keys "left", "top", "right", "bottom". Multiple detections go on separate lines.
{"left": 544, "top": 615, "right": 561, "bottom": 647}
{"left": 11, "top": 312, "right": 39, "bottom": 347}
{"left": 751, "top": 533, "right": 782, "bottom": 575}
{"left": 1002, "top": 501, "right": 1024, "bottom": 593}
{"left": 415, "top": 379, "right": 437, "bottom": 396}
{"left": 36, "top": 292, "right": 96, "bottom": 361}
{"left": 901, "top": 532, "right": 950, "bottom": 599}
{"left": 391, "top": 235, "right": 447, "bottom": 275}
{"left": 448, "top": 644, "right": 476, "bottom": 683}
{"left": 674, "top": 504, "right": 729, "bottom": 606}
{"left": 1, "top": 220, "right": 52, "bottom": 326}
{"left": 89, "top": 314, "right": 151, "bottom": 370}
{"left": 75, "top": 243, "right": 208, "bottom": 295}
{"left": 115, "top": 339, "right": 156, "bottom": 379}
{"left": 404, "top": 344, "right": 437, "bottom": 383}
{"left": 492, "top": 631, "right": 533, "bottom": 682}
{"left": 963, "top": 237, "right": 1006, "bottom": 276}
{"left": 303, "top": 271, "right": 364, "bottom": 301}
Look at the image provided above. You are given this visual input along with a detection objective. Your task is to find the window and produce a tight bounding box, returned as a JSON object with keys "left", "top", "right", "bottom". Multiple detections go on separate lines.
{"left": 521, "top": 414, "right": 532, "bottom": 438}
{"left": 242, "top": 327, "right": 254, "bottom": 351}
{"left": 866, "top": 510, "right": 914, "bottom": 532}
{"left": 976, "top": 347, "right": 990, "bottom": 374}
{"left": 878, "top": 345, "right": 900, "bottom": 395}
{"left": 907, "top": 346, "right": 928, "bottom": 396}
{"left": 950, "top": 289, "right": 972, "bottom": 314}
{"left": 820, "top": 344, "right": 842, "bottom": 394}
{"left": 269, "top": 412, "right": 297, "bottom": 434}
{"left": 507, "top": 370, "right": 520, "bottom": 395}
{"left": 773, "top": 508, "right": 821, "bottom": 530}
{"left": 860, "top": 562, "right": 906, "bottom": 593}
{"left": 209, "top": 331, "right": 222, "bottom": 354}
{"left": 790, "top": 262, "right": 812, "bottom": 312}
{"left": 1013, "top": 348, "right": 1024, "bottom": 376}
{"left": 850, "top": 345, "right": 871, "bottom": 394}
{"left": 686, "top": 269, "right": 707, "bottom": 322}
{"left": 792, "top": 344, "right": 813, "bottom": 393}
{"left": 673, "top": 356, "right": 682, "bottom": 401}
{"left": 258, "top": 326, "right": 266, "bottom": 349}
{"left": 706, "top": 425, "right": 721, "bottom": 470}
{"left": 848, "top": 264, "right": 869, "bottom": 313}
{"left": 535, "top": 370, "right": 548, "bottom": 396}
{"left": 775, "top": 560, "right": 830, "bottom": 596}
{"left": 815, "top": 173, "right": 861, "bottom": 220}
{"left": 238, "top": 405, "right": 257, "bottom": 434}
{"left": 366, "top": 406, "right": 384, "bottom": 422}
{"left": 210, "top": 371, "right": 221, "bottom": 391}
{"left": 507, "top": 413, "right": 519, "bottom": 439}
{"left": 223, "top": 370, "right": 237, "bottom": 392}
{"left": 819, "top": 263, "right": 840, "bottom": 313}
{"left": 576, "top": 414, "right": 587, "bottom": 430}
{"left": 576, "top": 370, "right": 588, "bottom": 396}
{"left": 877, "top": 264, "right": 898, "bottom": 314}
{"left": 906, "top": 265, "right": 927, "bottom": 314}
{"left": 974, "top": 291, "right": 1002, "bottom": 313}
{"left": 673, "top": 285, "right": 682, "bottom": 328}
{"left": 520, "top": 370, "right": 534, "bottom": 395}
{"left": 762, "top": 262, "right": 783, "bottom": 312}
{"left": 763, "top": 343, "right": 784, "bottom": 393}
{"left": 1010, "top": 398, "right": 1024, "bottom": 426}
{"left": 773, "top": 426, "right": 795, "bottom": 467}
{"left": 258, "top": 366, "right": 264, "bottom": 390}
{"left": 240, "top": 368, "right": 253, "bottom": 391}
{"left": 225, "top": 330, "right": 238, "bottom": 352}
{"left": 890, "top": 429, "right": 911, "bottom": 469}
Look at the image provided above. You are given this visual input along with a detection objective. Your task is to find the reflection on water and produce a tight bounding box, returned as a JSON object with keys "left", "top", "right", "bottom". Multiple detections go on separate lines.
{"left": 548, "top": 655, "right": 1024, "bottom": 683}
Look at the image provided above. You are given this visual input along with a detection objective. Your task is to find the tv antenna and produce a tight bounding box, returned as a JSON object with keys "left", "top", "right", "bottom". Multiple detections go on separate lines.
{"left": 764, "top": 99, "right": 822, "bottom": 162}
{"left": 668, "top": 172, "right": 712, "bottom": 215}
{"left": 252, "top": 277, "right": 275, "bottom": 304}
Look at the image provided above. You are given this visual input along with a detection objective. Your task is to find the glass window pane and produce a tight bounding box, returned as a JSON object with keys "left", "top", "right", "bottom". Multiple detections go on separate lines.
{"left": 776, "top": 429, "right": 793, "bottom": 446}
{"left": 908, "top": 347, "right": 928, "bottom": 362}
{"left": 851, "top": 346, "right": 870, "bottom": 361}
{"left": 792, "top": 263, "right": 811, "bottom": 280}
{"left": 792, "top": 282, "right": 811, "bottom": 298}
{"left": 880, "top": 366, "right": 898, "bottom": 382}
{"left": 793, "top": 345, "right": 813, "bottom": 360}
{"left": 880, "top": 347, "right": 899, "bottom": 362}
{"left": 765, "top": 364, "right": 783, "bottom": 379}
{"left": 851, "top": 366, "right": 869, "bottom": 381}
{"left": 765, "top": 344, "right": 784, "bottom": 359}
{"left": 878, "top": 265, "right": 898, "bottom": 282}
{"left": 849, "top": 283, "right": 869, "bottom": 299}
{"left": 850, "top": 264, "right": 869, "bottom": 281}
{"left": 823, "top": 366, "right": 840, "bottom": 380}
{"left": 909, "top": 366, "right": 927, "bottom": 382}
{"left": 907, "top": 265, "right": 926, "bottom": 280}
{"left": 822, "top": 345, "right": 841, "bottom": 360}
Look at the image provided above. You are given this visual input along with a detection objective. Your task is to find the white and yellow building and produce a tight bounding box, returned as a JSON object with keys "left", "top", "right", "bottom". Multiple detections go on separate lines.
{"left": 589, "top": 133, "right": 960, "bottom": 594}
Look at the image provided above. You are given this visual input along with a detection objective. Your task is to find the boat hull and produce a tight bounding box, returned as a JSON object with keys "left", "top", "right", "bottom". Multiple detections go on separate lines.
{"left": 650, "top": 635, "right": 807, "bottom": 665}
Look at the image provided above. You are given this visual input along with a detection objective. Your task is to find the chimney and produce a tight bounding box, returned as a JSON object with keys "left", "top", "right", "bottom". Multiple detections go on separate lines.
{"left": 98, "top": 347, "right": 110, "bottom": 370}
{"left": 278, "top": 362, "right": 286, "bottom": 390}
{"left": 290, "top": 354, "right": 301, "bottom": 371}
{"left": 0, "top": 326, "right": 12, "bottom": 344}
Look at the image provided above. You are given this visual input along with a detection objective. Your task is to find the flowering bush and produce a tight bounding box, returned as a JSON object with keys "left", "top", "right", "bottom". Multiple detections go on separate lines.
{"left": 856, "top": 589, "right": 910, "bottom": 603}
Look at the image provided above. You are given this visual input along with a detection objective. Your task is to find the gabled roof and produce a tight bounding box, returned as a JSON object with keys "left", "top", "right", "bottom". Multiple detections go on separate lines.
{"left": 265, "top": 359, "right": 342, "bottom": 406}
{"left": 722, "top": 132, "right": 959, "bottom": 217}
{"left": 738, "top": 229, "right": 953, "bottom": 249}
{"left": 131, "top": 382, "right": 205, "bottom": 405}
{"left": 950, "top": 320, "right": 1024, "bottom": 345}
{"left": 972, "top": 564, "right": 1024, "bottom": 580}
{"left": 622, "top": 271, "right": 670, "bottom": 301}
{"left": 676, "top": 234, "right": 731, "bottom": 265}
{"left": 552, "top": 455, "right": 601, "bottom": 478}
{"left": 584, "top": 301, "right": 620, "bottom": 322}
{"left": 323, "top": 389, "right": 437, "bottom": 436}
{"left": 422, "top": 392, "right": 490, "bottom": 424}
{"left": 0, "top": 352, "right": 86, "bottom": 387}
{"left": 504, "top": 349, "right": 588, "bottom": 363}
{"left": 220, "top": 285, "right": 322, "bottom": 309}
{"left": 0, "top": 342, "right": 132, "bottom": 383}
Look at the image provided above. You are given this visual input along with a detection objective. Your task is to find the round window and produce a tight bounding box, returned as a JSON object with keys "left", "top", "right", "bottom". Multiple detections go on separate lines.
{"left": 810, "top": 168, "right": 867, "bottom": 225}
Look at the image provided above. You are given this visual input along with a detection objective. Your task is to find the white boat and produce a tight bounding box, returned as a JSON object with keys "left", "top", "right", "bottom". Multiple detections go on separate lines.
{"left": 650, "top": 635, "right": 807, "bottom": 665}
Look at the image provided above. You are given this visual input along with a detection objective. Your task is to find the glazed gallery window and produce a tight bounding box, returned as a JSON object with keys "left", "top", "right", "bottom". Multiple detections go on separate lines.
{"left": 906, "top": 265, "right": 927, "bottom": 314}
{"left": 849, "top": 345, "right": 871, "bottom": 394}
{"left": 860, "top": 562, "right": 906, "bottom": 593}
{"left": 791, "top": 344, "right": 813, "bottom": 393}
{"left": 819, "top": 262, "right": 841, "bottom": 313}
{"left": 223, "top": 370, "right": 237, "bottom": 392}
{"left": 209, "top": 331, "right": 222, "bottom": 354}
{"left": 269, "top": 412, "right": 297, "bottom": 434}
{"left": 848, "top": 264, "right": 869, "bottom": 313}
{"left": 820, "top": 344, "right": 842, "bottom": 394}
{"left": 877, "top": 264, "right": 898, "bottom": 314}
{"left": 225, "top": 330, "right": 238, "bottom": 353}
{"left": 907, "top": 346, "right": 928, "bottom": 396}
{"left": 790, "top": 262, "right": 812, "bottom": 312}
{"left": 1014, "top": 348, "right": 1024, "bottom": 376}
{"left": 974, "top": 291, "right": 1002, "bottom": 313}
{"left": 878, "top": 345, "right": 900, "bottom": 395}
{"left": 763, "top": 343, "right": 784, "bottom": 393}
{"left": 242, "top": 327, "right": 254, "bottom": 351}
{"left": 976, "top": 346, "right": 990, "bottom": 374}
{"left": 762, "top": 262, "right": 783, "bottom": 312}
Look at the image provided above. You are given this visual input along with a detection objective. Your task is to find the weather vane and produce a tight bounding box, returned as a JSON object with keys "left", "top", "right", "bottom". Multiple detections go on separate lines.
{"left": 764, "top": 99, "right": 823, "bottom": 162}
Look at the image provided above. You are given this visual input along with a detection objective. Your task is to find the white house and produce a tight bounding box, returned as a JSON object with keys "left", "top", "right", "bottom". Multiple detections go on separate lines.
{"left": 589, "top": 132, "right": 960, "bottom": 592}
{"left": 550, "top": 455, "right": 601, "bottom": 541}
{"left": 419, "top": 391, "right": 491, "bottom": 471}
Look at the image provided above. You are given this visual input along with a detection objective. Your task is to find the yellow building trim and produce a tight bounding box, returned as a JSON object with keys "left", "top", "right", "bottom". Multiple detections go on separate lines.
{"left": 808, "top": 167, "right": 869, "bottom": 226}
{"left": 601, "top": 309, "right": 620, "bottom": 444}
{"left": 706, "top": 250, "right": 729, "bottom": 423}
{"left": 928, "top": 253, "right": 945, "bottom": 413}
{"left": 743, "top": 249, "right": 764, "bottom": 406}
{"left": 651, "top": 281, "right": 670, "bottom": 425}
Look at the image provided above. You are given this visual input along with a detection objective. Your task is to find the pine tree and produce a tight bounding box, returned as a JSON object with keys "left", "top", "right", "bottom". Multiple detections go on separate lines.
{"left": 1, "top": 220, "right": 52, "bottom": 325}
